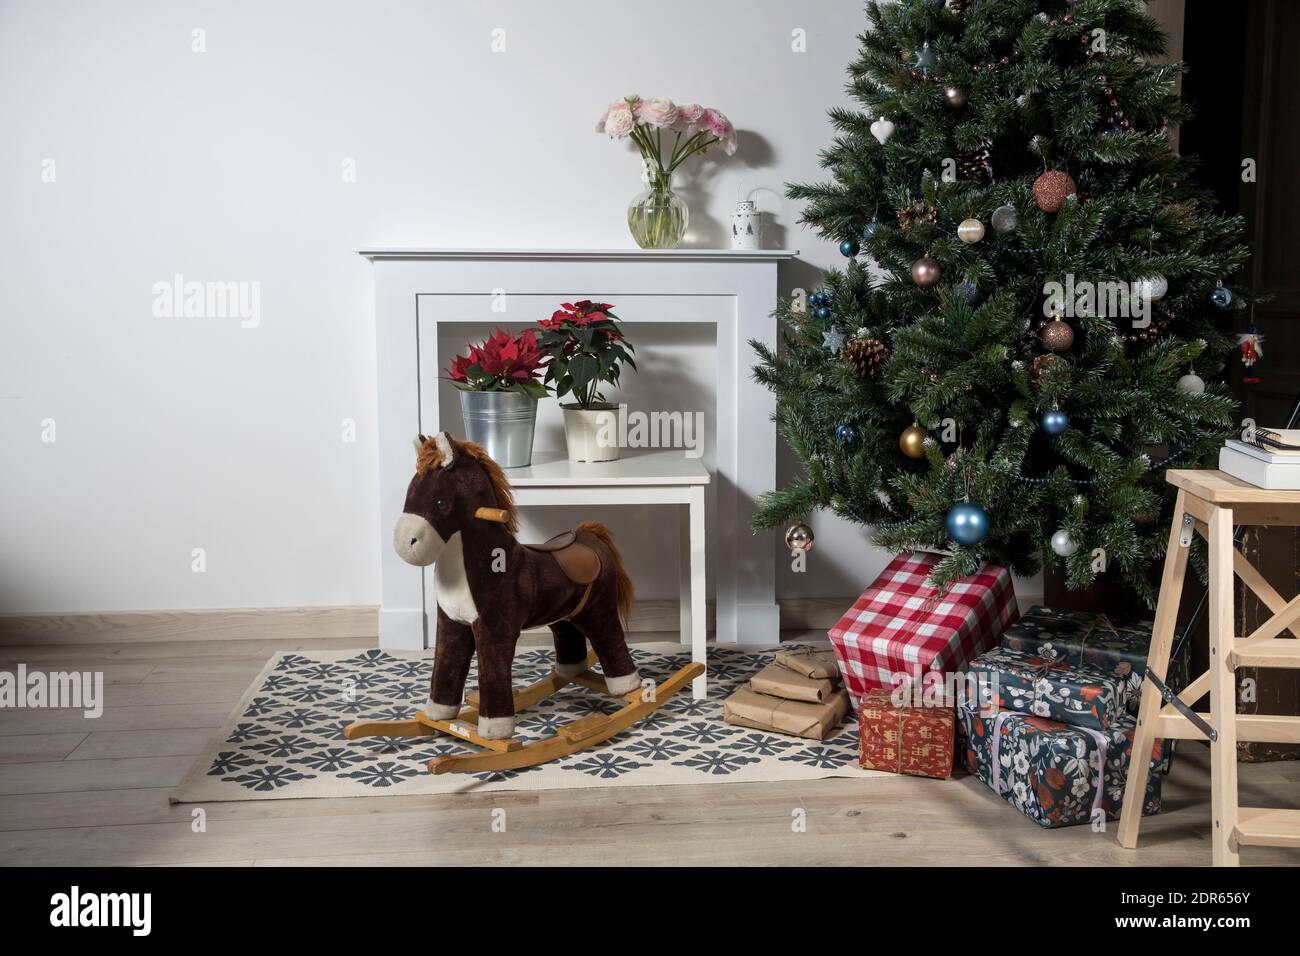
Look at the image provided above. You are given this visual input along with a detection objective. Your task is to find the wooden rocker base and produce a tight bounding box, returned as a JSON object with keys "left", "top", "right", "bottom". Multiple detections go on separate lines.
{"left": 343, "top": 650, "right": 706, "bottom": 775}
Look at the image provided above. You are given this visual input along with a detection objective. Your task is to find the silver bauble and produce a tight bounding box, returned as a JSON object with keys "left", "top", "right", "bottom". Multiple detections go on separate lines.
{"left": 1177, "top": 372, "right": 1206, "bottom": 394}
{"left": 991, "top": 204, "right": 1018, "bottom": 234}
{"left": 1051, "top": 529, "right": 1079, "bottom": 557}
{"left": 1137, "top": 274, "right": 1168, "bottom": 301}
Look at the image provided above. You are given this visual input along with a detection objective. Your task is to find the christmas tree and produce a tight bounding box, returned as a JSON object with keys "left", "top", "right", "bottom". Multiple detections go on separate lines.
{"left": 752, "top": 0, "right": 1251, "bottom": 603}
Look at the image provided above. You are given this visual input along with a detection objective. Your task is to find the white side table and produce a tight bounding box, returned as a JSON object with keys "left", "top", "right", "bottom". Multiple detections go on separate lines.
{"left": 509, "top": 449, "right": 710, "bottom": 700}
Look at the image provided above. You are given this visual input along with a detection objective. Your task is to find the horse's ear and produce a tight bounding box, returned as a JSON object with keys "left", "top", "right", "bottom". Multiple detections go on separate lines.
{"left": 432, "top": 431, "right": 455, "bottom": 468}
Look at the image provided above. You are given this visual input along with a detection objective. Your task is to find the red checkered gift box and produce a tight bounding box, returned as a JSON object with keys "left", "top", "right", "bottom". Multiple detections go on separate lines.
{"left": 829, "top": 551, "right": 1019, "bottom": 711}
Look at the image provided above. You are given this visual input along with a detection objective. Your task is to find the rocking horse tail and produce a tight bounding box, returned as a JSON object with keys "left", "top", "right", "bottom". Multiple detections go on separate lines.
{"left": 576, "top": 521, "right": 635, "bottom": 626}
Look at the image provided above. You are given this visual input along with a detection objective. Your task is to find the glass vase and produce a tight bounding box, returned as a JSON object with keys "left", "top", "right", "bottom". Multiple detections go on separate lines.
{"left": 627, "top": 170, "right": 689, "bottom": 249}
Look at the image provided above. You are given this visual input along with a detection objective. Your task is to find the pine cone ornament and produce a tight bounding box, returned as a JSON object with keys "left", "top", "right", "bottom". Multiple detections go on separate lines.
{"left": 898, "top": 201, "right": 939, "bottom": 230}
{"left": 843, "top": 337, "right": 890, "bottom": 378}
{"left": 1031, "top": 353, "right": 1060, "bottom": 385}
{"left": 959, "top": 146, "right": 992, "bottom": 182}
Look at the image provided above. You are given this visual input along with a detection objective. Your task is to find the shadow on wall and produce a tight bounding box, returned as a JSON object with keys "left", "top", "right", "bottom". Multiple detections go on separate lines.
{"left": 676, "top": 129, "right": 777, "bottom": 248}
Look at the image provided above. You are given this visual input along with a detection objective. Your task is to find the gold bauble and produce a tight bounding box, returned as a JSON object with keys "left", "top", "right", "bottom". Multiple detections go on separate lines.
{"left": 900, "top": 424, "right": 928, "bottom": 458}
{"left": 957, "top": 218, "right": 985, "bottom": 244}
{"left": 785, "top": 522, "right": 814, "bottom": 553}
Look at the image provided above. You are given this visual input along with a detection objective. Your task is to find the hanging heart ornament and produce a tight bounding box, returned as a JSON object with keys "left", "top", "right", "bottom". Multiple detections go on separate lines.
{"left": 870, "top": 117, "right": 896, "bottom": 145}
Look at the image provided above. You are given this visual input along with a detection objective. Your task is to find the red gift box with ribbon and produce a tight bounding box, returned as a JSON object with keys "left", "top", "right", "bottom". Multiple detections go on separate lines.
{"left": 829, "top": 551, "right": 1019, "bottom": 712}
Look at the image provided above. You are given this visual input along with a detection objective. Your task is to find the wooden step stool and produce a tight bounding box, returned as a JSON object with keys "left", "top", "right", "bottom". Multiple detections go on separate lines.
{"left": 1118, "top": 469, "right": 1300, "bottom": 866}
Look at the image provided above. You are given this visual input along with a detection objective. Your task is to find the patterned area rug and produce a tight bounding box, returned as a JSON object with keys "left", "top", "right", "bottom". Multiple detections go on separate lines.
{"left": 172, "top": 642, "right": 882, "bottom": 801}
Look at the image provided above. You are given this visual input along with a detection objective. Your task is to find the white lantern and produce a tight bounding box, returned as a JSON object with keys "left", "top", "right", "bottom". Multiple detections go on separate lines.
{"left": 730, "top": 200, "right": 761, "bottom": 250}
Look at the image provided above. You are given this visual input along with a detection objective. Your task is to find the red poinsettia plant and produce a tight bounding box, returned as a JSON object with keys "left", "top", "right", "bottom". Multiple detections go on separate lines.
{"left": 536, "top": 300, "right": 636, "bottom": 408}
{"left": 445, "top": 327, "right": 549, "bottom": 399}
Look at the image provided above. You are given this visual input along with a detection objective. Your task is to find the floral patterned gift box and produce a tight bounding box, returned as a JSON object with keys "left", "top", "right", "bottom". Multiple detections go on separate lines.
{"left": 958, "top": 703, "right": 1163, "bottom": 828}
{"left": 969, "top": 645, "right": 1129, "bottom": 732}
{"left": 999, "top": 605, "right": 1189, "bottom": 713}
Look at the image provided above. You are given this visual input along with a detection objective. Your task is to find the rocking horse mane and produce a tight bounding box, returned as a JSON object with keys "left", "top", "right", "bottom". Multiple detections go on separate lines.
{"left": 415, "top": 435, "right": 518, "bottom": 533}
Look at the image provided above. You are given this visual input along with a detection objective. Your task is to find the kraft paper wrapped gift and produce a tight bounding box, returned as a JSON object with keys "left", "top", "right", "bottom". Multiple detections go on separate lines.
{"left": 774, "top": 648, "right": 840, "bottom": 681}
{"left": 958, "top": 702, "right": 1163, "bottom": 828}
{"left": 724, "top": 687, "right": 851, "bottom": 741}
{"left": 858, "top": 688, "right": 955, "bottom": 779}
{"left": 750, "top": 662, "right": 836, "bottom": 703}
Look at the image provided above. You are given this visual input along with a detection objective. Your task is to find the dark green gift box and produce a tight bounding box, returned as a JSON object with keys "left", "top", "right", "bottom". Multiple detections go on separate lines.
{"left": 999, "top": 605, "right": 1190, "bottom": 713}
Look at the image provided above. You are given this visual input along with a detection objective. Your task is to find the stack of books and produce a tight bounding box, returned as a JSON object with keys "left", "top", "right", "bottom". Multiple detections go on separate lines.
{"left": 1219, "top": 429, "right": 1300, "bottom": 489}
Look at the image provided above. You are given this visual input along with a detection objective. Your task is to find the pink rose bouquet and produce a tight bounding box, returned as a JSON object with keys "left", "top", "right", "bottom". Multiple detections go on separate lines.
{"left": 596, "top": 94, "right": 738, "bottom": 173}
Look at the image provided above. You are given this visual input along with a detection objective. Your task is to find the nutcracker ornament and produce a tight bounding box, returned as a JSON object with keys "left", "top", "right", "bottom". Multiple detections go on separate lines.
{"left": 1238, "top": 321, "right": 1264, "bottom": 385}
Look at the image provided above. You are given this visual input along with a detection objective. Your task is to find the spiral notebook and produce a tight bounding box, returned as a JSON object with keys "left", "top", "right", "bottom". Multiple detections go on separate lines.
{"left": 1225, "top": 428, "right": 1300, "bottom": 463}
{"left": 1220, "top": 430, "right": 1300, "bottom": 489}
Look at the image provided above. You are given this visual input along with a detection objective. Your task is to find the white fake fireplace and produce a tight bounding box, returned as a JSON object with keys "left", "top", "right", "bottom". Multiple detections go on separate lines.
{"left": 360, "top": 248, "right": 796, "bottom": 650}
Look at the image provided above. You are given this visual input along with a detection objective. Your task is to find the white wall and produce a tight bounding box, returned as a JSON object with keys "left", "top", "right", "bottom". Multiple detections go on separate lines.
{"left": 0, "top": 0, "right": 913, "bottom": 614}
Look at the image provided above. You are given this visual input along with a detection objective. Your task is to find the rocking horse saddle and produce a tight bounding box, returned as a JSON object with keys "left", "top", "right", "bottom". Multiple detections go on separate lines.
{"left": 524, "top": 530, "right": 600, "bottom": 585}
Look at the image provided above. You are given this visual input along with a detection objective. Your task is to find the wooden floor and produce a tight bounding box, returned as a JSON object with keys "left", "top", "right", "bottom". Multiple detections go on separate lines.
{"left": 2, "top": 631, "right": 1298, "bottom": 866}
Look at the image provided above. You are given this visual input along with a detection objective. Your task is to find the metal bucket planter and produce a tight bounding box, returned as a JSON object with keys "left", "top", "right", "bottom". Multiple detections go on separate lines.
{"left": 458, "top": 390, "right": 538, "bottom": 468}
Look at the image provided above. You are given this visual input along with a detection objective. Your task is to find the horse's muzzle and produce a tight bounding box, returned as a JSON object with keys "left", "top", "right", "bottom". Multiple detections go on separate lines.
{"left": 393, "top": 513, "right": 444, "bottom": 566}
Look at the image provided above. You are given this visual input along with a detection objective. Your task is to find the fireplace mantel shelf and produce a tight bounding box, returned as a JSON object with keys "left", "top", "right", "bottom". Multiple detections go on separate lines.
{"left": 357, "top": 247, "right": 799, "bottom": 261}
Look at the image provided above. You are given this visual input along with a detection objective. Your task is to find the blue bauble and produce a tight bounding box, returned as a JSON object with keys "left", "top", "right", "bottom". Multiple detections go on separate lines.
{"left": 836, "top": 422, "right": 859, "bottom": 447}
{"left": 1041, "top": 409, "right": 1070, "bottom": 435}
{"left": 946, "top": 502, "right": 990, "bottom": 546}
{"left": 840, "top": 239, "right": 861, "bottom": 258}
{"left": 1209, "top": 283, "right": 1233, "bottom": 309}
{"left": 809, "top": 291, "right": 827, "bottom": 309}
{"left": 861, "top": 219, "right": 880, "bottom": 241}
{"left": 959, "top": 279, "right": 980, "bottom": 304}
{"left": 814, "top": 305, "right": 832, "bottom": 321}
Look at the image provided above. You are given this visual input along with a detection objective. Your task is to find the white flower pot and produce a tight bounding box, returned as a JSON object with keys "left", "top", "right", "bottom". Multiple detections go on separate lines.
{"left": 561, "top": 404, "right": 621, "bottom": 462}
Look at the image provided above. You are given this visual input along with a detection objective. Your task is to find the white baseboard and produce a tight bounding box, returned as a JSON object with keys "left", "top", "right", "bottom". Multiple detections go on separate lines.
{"left": 0, "top": 605, "right": 378, "bottom": 645}
{"left": 0, "top": 593, "right": 1044, "bottom": 645}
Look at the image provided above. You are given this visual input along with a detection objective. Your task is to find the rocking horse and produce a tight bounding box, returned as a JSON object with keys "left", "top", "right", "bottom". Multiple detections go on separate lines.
{"left": 344, "top": 431, "right": 704, "bottom": 774}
